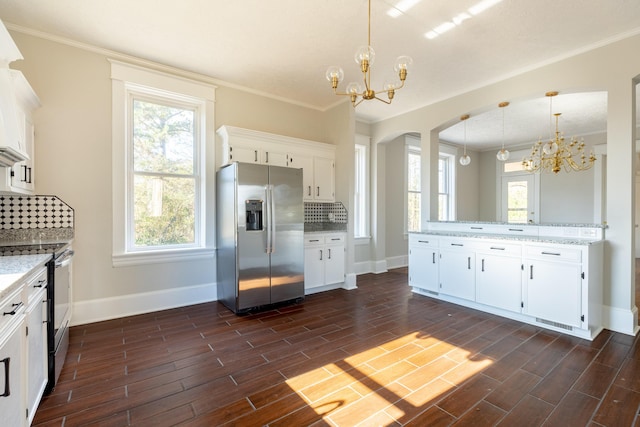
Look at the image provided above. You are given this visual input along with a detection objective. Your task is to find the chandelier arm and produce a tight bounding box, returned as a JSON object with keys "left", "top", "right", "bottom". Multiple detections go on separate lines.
{"left": 373, "top": 95, "right": 392, "bottom": 104}
{"left": 353, "top": 97, "right": 366, "bottom": 108}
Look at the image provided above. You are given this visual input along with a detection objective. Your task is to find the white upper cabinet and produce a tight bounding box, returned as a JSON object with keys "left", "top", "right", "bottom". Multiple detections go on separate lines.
{"left": 0, "top": 19, "right": 22, "bottom": 66}
{"left": 217, "top": 126, "right": 336, "bottom": 202}
{"left": 0, "top": 70, "right": 40, "bottom": 194}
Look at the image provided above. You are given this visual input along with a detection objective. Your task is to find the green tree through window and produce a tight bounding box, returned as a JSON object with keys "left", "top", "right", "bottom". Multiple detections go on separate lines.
{"left": 132, "top": 99, "right": 197, "bottom": 247}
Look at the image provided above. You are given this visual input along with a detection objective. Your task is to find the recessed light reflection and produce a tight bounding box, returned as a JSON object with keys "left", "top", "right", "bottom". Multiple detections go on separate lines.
{"left": 424, "top": 0, "right": 503, "bottom": 39}
{"left": 387, "top": 0, "right": 422, "bottom": 18}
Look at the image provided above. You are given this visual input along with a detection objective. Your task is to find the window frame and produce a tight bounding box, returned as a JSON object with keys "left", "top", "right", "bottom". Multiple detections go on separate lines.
{"left": 111, "top": 60, "right": 216, "bottom": 266}
{"left": 405, "top": 137, "right": 421, "bottom": 234}
{"left": 438, "top": 144, "right": 457, "bottom": 221}
{"left": 496, "top": 148, "right": 540, "bottom": 224}
{"left": 354, "top": 134, "right": 371, "bottom": 243}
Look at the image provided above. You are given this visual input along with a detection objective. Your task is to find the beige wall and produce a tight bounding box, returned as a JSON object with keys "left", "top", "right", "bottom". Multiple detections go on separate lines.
{"left": 9, "top": 30, "right": 349, "bottom": 324}
{"left": 371, "top": 33, "right": 640, "bottom": 335}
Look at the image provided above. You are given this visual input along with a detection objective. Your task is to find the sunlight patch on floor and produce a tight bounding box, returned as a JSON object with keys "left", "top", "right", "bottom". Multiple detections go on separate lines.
{"left": 284, "top": 332, "right": 494, "bottom": 424}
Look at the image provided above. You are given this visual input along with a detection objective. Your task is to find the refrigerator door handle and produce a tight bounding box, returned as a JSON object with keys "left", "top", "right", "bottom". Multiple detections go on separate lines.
{"left": 265, "top": 185, "right": 272, "bottom": 254}
{"left": 270, "top": 184, "right": 276, "bottom": 253}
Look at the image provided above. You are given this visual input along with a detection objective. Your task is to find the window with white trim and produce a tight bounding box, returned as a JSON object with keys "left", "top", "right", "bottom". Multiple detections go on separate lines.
{"left": 438, "top": 145, "right": 457, "bottom": 221}
{"left": 407, "top": 144, "right": 421, "bottom": 232}
{"left": 354, "top": 135, "right": 370, "bottom": 239}
{"left": 111, "top": 61, "right": 215, "bottom": 266}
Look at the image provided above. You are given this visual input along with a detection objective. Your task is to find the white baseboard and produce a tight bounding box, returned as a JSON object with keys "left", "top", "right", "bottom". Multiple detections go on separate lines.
{"left": 386, "top": 255, "right": 408, "bottom": 270}
{"left": 602, "top": 304, "right": 640, "bottom": 336}
{"left": 343, "top": 273, "right": 357, "bottom": 290}
{"left": 354, "top": 261, "right": 373, "bottom": 275}
{"left": 373, "top": 260, "right": 388, "bottom": 274}
{"left": 71, "top": 282, "right": 217, "bottom": 326}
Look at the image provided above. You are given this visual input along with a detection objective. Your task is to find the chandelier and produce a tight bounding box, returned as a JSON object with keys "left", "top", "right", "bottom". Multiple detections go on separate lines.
{"left": 522, "top": 91, "right": 596, "bottom": 174}
{"left": 325, "top": 0, "right": 413, "bottom": 107}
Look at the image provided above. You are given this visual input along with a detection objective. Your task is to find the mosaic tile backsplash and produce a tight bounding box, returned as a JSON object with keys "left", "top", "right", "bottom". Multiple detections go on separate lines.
{"left": 0, "top": 195, "right": 75, "bottom": 243}
{"left": 304, "top": 202, "right": 347, "bottom": 232}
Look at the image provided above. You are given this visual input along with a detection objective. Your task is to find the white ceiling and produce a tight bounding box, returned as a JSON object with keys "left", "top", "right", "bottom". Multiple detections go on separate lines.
{"left": 1, "top": 0, "right": 639, "bottom": 149}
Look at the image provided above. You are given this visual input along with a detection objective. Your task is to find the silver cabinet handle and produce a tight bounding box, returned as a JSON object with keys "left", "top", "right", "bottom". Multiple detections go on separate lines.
{"left": 316, "top": 186, "right": 320, "bottom": 197}
{"left": 254, "top": 150, "right": 258, "bottom": 162}
{"left": 319, "top": 249, "right": 323, "bottom": 261}
{"left": 490, "top": 247, "right": 505, "bottom": 251}
{"left": 481, "top": 259, "right": 485, "bottom": 272}
{"left": 308, "top": 186, "right": 311, "bottom": 196}
{"left": 468, "top": 257, "right": 471, "bottom": 269}
{"left": 530, "top": 265, "right": 534, "bottom": 280}
{"left": 432, "top": 252, "right": 436, "bottom": 264}
{"left": 328, "top": 248, "right": 332, "bottom": 259}
{"left": 1, "top": 357, "right": 10, "bottom": 397}
{"left": 541, "top": 251, "right": 561, "bottom": 256}
{"left": 266, "top": 152, "right": 269, "bottom": 163}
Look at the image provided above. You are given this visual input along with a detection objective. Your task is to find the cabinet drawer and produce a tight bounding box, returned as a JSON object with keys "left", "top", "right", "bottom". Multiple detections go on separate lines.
{"left": 525, "top": 245, "right": 582, "bottom": 262}
{"left": 26, "top": 267, "right": 47, "bottom": 303}
{"left": 477, "top": 241, "right": 522, "bottom": 256}
{"left": 409, "top": 234, "right": 438, "bottom": 248}
{"left": 0, "top": 287, "right": 25, "bottom": 334}
{"left": 324, "top": 234, "right": 345, "bottom": 245}
{"left": 304, "top": 235, "right": 325, "bottom": 246}
{"left": 439, "top": 238, "right": 479, "bottom": 251}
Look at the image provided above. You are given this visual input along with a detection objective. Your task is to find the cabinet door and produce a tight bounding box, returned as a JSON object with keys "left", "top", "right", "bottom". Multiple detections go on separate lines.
{"left": 313, "top": 157, "right": 335, "bottom": 202}
{"left": 324, "top": 244, "right": 345, "bottom": 285}
{"left": 526, "top": 260, "right": 582, "bottom": 327}
{"left": 263, "top": 149, "right": 289, "bottom": 167}
{"left": 229, "top": 145, "right": 261, "bottom": 163}
{"left": 439, "top": 250, "right": 475, "bottom": 300}
{"left": 296, "top": 154, "right": 314, "bottom": 201}
{"left": 0, "top": 321, "right": 25, "bottom": 427}
{"left": 304, "top": 247, "right": 325, "bottom": 290}
{"left": 409, "top": 245, "right": 439, "bottom": 292}
{"left": 476, "top": 255, "right": 522, "bottom": 312}
{"left": 26, "top": 290, "right": 47, "bottom": 424}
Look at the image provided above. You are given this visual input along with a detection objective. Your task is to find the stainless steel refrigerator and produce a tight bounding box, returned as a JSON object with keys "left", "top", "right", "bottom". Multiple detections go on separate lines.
{"left": 216, "top": 162, "right": 304, "bottom": 313}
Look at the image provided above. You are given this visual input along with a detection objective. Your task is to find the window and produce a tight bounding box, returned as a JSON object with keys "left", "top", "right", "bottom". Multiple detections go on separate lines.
{"left": 111, "top": 60, "right": 215, "bottom": 266}
{"left": 407, "top": 144, "right": 421, "bottom": 232}
{"left": 499, "top": 148, "right": 539, "bottom": 224}
{"left": 438, "top": 149, "right": 456, "bottom": 220}
{"left": 131, "top": 97, "right": 198, "bottom": 249}
{"left": 354, "top": 135, "right": 370, "bottom": 240}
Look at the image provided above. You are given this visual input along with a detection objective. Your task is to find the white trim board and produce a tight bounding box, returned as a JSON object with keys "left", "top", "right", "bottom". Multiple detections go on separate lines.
{"left": 71, "top": 282, "right": 217, "bottom": 326}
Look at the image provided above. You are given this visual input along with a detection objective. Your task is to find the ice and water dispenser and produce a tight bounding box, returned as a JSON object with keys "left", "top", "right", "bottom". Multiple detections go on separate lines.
{"left": 245, "top": 200, "right": 263, "bottom": 231}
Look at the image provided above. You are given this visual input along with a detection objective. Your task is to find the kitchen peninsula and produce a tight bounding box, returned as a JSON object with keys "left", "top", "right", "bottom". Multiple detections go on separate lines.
{"left": 409, "top": 221, "right": 605, "bottom": 340}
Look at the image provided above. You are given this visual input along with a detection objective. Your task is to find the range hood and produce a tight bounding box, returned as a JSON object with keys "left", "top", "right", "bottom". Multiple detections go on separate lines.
{"left": 0, "top": 68, "right": 31, "bottom": 167}
{"left": 0, "top": 146, "right": 27, "bottom": 167}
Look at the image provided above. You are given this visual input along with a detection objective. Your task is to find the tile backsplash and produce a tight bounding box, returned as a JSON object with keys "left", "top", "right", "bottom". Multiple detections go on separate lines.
{"left": 304, "top": 202, "right": 347, "bottom": 224}
{"left": 0, "top": 195, "right": 75, "bottom": 242}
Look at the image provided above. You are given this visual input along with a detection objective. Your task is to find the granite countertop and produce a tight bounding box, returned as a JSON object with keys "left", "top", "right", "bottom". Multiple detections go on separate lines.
{"left": 413, "top": 231, "right": 601, "bottom": 246}
{"left": 304, "top": 223, "right": 347, "bottom": 233}
{"left": 429, "top": 221, "right": 607, "bottom": 229}
{"left": 0, "top": 254, "right": 52, "bottom": 300}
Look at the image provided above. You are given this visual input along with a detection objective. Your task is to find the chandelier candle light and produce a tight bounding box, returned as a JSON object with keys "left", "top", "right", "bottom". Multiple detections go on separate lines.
{"left": 459, "top": 114, "right": 471, "bottom": 166}
{"left": 326, "top": 0, "right": 413, "bottom": 107}
{"left": 522, "top": 91, "right": 596, "bottom": 174}
{"left": 496, "top": 101, "right": 510, "bottom": 161}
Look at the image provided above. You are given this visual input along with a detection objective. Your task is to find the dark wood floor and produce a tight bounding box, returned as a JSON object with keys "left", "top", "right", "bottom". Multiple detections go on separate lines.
{"left": 33, "top": 267, "right": 640, "bottom": 426}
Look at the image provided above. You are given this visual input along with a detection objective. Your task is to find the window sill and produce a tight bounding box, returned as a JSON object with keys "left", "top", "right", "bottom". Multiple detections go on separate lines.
{"left": 355, "top": 236, "right": 371, "bottom": 246}
{"left": 112, "top": 247, "right": 215, "bottom": 267}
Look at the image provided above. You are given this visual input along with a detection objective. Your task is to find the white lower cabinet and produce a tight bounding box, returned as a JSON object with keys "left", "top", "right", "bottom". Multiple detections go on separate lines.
{"left": 476, "top": 243, "right": 523, "bottom": 312}
{"left": 304, "top": 233, "right": 345, "bottom": 292}
{"left": 26, "top": 285, "right": 47, "bottom": 425}
{"left": 408, "top": 235, "right": 438, "bottom": 292}
{"left": 524, "top": 245, "right": 584, "bottom": 328}
{"left": 439, "top": 239, "right": 475, "bottom": 301}
{"left": 0, "top": 288, "right": 26, "bottom": 427}
{"left": 408, "top": 232, "right": 604, "bottom": 340}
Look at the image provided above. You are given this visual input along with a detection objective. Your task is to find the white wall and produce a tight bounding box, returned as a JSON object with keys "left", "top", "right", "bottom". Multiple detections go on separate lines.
{"left": 371, "top": 33, "right": 640, "bottom": 336}
{"left": 384, "top": 137, "right": 407, "bottom": 262}
{"left": 9, "top": 30, "right": 348, "bottom": 324}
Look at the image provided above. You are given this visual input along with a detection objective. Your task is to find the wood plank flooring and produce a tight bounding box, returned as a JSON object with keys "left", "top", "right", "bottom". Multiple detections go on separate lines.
{"left": 33, "top": 268, "right": 640, "bottom": 426}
